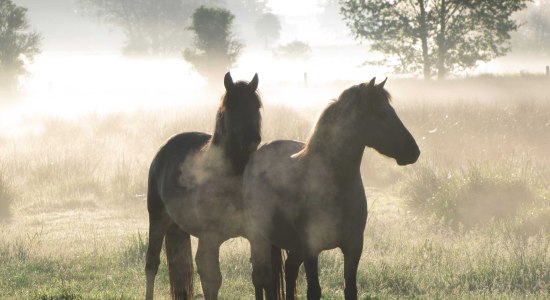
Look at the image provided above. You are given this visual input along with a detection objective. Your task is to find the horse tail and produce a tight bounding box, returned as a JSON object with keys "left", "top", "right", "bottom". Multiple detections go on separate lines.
{"left": 146, "top": 166, "right": 170, "bottom": 300}
{"left": 165, "top": 224, "right": 194, "bottom": 300}
{"left": 271, "top": 244, "right": 286, "bottom": 300}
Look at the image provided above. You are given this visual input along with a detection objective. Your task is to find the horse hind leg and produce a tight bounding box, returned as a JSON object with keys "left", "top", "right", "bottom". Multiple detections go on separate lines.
{"left": 196, "top": 236, "right": 223, "bottom": 300}
{"left": 270, "top": 245, "right": 286, "bottom": 300}
{"left": 250, "top": 236, "right": 277, "bottom": 300}
{"left": 165, "top": 224, "right": 194, "bottom": 300}
{"left": 145, "top": 213, "right": 172, "bottom": 300}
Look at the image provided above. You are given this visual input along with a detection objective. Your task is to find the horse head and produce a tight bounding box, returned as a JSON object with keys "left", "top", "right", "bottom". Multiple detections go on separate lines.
{"left": 214, "top": 72, "right": 263, "bottom": 171}
{"left": 343, "top": 77, "right": 420, "bottom": 165}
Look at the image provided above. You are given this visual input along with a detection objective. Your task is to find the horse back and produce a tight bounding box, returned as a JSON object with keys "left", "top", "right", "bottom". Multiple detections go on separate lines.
{"left": 147, "top": 132, "right": 211, "bottom": 214}
{"left": 245, "top": 140, "right": 304, "bottom": 187}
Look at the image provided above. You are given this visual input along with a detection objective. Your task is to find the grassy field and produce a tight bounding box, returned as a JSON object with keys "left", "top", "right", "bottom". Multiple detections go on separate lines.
{"left": 1, "top": 77, "right": 549, "bottom": 299}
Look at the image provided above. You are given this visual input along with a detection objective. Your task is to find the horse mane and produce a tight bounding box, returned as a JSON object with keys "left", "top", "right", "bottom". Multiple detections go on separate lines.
{"left": 295, "top": 84, "right": 391, "bottom": 158}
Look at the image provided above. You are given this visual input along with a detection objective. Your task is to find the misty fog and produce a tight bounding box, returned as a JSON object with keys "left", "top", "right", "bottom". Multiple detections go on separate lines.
{"left": 5, "top": 0, "right": 549, "bottom": 123}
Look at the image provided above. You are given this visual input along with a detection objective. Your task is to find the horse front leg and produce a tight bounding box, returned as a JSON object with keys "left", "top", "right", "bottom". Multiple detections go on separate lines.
{"left": 341, "top": 237, "right": 364, "bottom": 300}
{"left": 302, "top": 252, "right": 321, "bottom": 300}
{"left": 196, "top": 236, "right": 223, "bottom": 300}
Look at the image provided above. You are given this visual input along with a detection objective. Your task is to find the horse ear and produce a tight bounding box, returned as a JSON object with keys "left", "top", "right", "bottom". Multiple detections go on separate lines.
{"left": 368, "top": 77, "right": 376, "bottom": 88}
{"left": 249, "top": 73, "right": 259, "bottom": 91}
{"left": 378, "top": 77, "right": 388, "bottom": 89}
{"left": 224, "top": 72, "right": 234, "bottom": 91}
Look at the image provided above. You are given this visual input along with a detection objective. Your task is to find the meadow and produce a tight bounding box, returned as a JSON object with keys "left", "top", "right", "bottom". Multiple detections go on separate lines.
{"left": 1, "top": 76, "right": 549, "bottom": 299}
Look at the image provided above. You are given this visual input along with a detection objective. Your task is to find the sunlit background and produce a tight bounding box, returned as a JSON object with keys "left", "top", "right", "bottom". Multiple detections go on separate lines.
{"left": 3, "top": 0, "right": 549, "bottom": 130}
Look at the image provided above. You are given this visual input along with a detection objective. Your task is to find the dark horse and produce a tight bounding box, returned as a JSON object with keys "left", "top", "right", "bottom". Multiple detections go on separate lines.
{"left": 243, "top": 78, "right": 420, "bottom": 300}
{"left": 146, "top": 72, "right": 263, "bottom": 300}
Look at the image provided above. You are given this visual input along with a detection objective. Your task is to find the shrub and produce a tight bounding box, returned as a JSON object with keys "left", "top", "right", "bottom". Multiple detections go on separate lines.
{"left": 403, "top": 160, "right": 546, "bottom": 229}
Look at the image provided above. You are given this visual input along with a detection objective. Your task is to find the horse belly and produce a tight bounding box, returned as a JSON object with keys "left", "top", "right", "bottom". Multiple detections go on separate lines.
{"left": 160, "top": 191, "right": 204, "bottom": 235}
{"left": 305, "top": 210, "right": 344, "bottom": 251}
{"left": 258, "top": 201, "right": 343, "bottom": 252}
{"left": 266, "top": 206, "right": 302, "bottom": 252}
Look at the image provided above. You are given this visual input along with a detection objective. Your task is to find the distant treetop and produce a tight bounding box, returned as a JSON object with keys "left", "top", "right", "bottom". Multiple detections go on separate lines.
{"left": 340, "top": 0, "right": 530, "bottom": 79}
{"left": 0, "top": 0, "right": 42, "bottom": 95}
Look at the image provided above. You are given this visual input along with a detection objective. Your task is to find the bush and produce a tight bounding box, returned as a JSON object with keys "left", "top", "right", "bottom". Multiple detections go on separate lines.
{"left": 403, "top": 160, "right": 547, "bottom": 229}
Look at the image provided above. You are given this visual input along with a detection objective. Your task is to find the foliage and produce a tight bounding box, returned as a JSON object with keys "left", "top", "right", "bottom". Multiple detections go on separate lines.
{"left": 255, "top": 13, "right": 281, "bottom": 48}
{"left": 183, "top": 6, "right": 243, "bottom": 84}
{"left": 78, "top": 0, "right": 213, "bottom": 56}
{"left": 0, "top": 0, "right": 41, "bottom": 93}
{"left": 273, "top": 40, "right": 312, "bottom": 60}
{"left": 340, "top": 0, "right": 530, "bottom": 79}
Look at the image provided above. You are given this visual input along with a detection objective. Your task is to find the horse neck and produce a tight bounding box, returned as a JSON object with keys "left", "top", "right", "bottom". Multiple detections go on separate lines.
{"left": 301, "top": 124, "right": 365, "bottom": 183}
{"left": 208, "top": 133, "right": 247, "bottom": 175}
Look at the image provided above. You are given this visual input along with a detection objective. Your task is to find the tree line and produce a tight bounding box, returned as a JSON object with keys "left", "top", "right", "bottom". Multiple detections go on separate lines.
{"left": 1, "top": 0, "right": 549, "bottom": 95}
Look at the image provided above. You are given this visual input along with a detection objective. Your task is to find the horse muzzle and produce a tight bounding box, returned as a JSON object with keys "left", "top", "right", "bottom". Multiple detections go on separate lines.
{"left": 396, "top": 146, "right": 420, "bottom": 166}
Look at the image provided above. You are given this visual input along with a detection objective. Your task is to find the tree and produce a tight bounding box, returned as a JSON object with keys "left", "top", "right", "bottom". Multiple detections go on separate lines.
{"left": 0, "top": 0, "right": 41, "bottom": 93}
{"left": 78, "top": 0, "right": 215, "bottom": 56}
{"left": 184, "top": 6, "right": 243, "bottom": 83}
{"left": 255, "top": 13, "right": 281, "bottom": 48}
{"left": 340, "top": 0, "right": 530, "bottom": 79}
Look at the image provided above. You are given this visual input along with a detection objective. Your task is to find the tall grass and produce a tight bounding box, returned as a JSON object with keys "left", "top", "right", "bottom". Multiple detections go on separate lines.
{"left": 0, "top": 170, "right": 12, "bottom": 220}
{"left": 1, "top": 77, "right": 550, "bottom": 298}
{"left": 1, "top": 227, "right": 547, "bottom": 299}
{"left": 402, "top": 159, "right": 549, "bottom": 230}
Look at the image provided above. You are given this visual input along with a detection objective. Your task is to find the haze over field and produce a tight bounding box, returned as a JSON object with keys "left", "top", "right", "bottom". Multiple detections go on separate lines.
{"left": 3, "top": 0, "right": 549, "bottom": 122}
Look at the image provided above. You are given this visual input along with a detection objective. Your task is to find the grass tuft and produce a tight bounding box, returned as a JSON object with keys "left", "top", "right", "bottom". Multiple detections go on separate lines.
{"left": 119, "top": 232, "right": 148, "bottom": 266}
